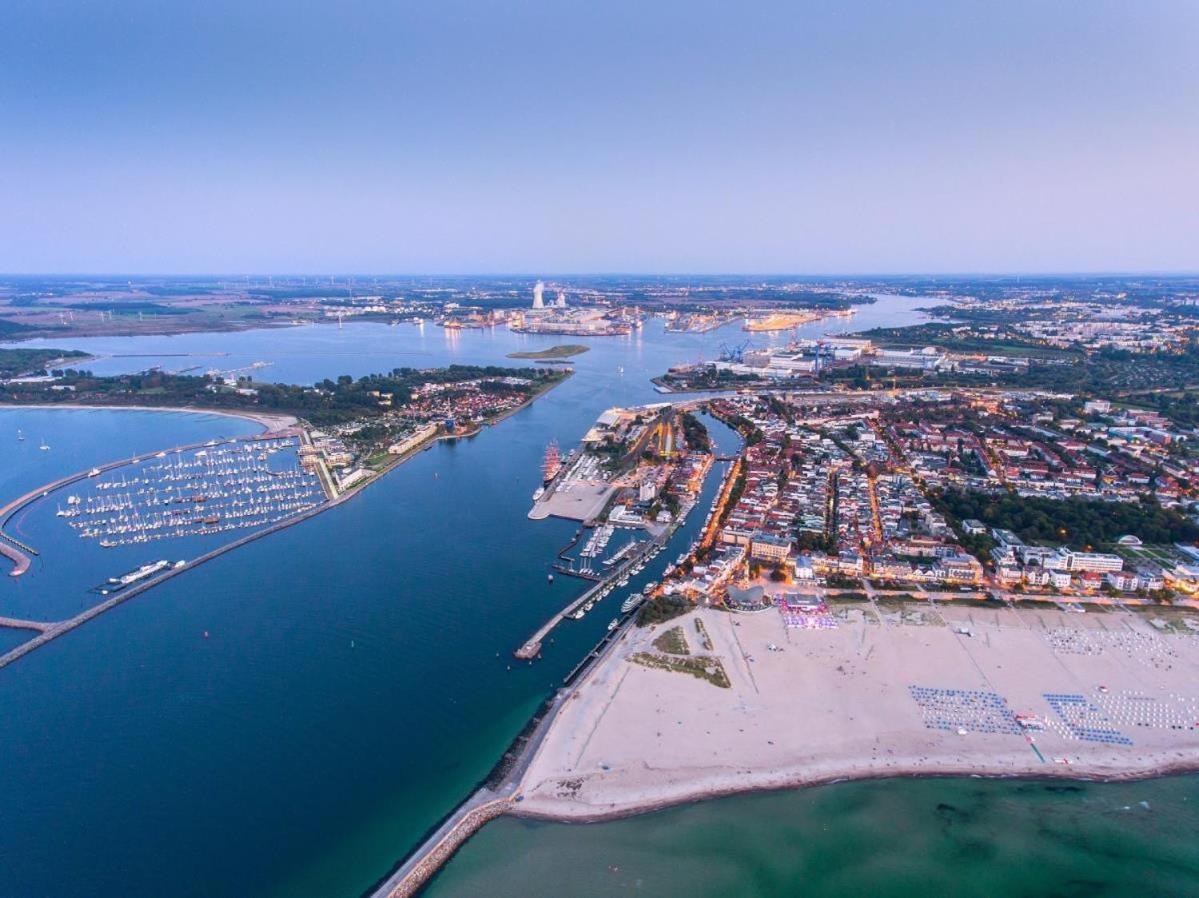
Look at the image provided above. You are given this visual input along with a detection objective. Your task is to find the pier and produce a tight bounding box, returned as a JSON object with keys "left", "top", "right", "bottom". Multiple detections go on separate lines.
{"left": 0, "top": 428, "right": 305, "bottom": 576}
{"left": 0, "top": 426, "right": 337, "bottom": 669}
{"left": 0, "top": 488, "right": 335, "bottom": 670}
{"left": 515, "top": 538, "right": 656, "bottom": 660}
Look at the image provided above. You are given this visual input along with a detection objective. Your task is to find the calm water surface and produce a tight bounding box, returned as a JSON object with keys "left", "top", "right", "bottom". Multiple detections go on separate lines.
{"left": 428, "top": 777, "right": 1199, "bottom": 898}
{"left": 10, "top": 297, "right": 1182, "bottom": 897}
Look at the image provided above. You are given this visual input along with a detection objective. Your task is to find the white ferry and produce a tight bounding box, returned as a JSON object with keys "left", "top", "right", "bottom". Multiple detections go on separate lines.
{"left": 107, "top": 559, "right": 171, "bottom": 587}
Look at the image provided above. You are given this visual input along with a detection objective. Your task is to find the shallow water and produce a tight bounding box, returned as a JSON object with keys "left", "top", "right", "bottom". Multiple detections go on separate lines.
{"left": 428, "top": 776, "right": 1199, "bottom": 898}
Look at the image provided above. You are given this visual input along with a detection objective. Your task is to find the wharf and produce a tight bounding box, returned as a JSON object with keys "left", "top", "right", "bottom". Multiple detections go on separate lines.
{"left": 515, "top": 539, "right": 655, "bottom": 660}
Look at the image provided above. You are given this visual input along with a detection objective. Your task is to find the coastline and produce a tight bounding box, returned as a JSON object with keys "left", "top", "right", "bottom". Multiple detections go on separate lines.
{"left": 0, "top": 401, "right": 298, "bottom": 432}
{"left": 368, "top": 593, "right": 1199, "bottom": 895}
{"left": 509, "top": 601, "right": 1199, "bottom": 830}
{"left": 509, "top": 752, "right": 1199, "bottom": 826}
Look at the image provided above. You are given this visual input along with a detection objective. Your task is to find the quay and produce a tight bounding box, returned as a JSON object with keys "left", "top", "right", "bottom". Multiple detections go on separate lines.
{"left": 514, "top": 537, "right": 655, "bottom": 660}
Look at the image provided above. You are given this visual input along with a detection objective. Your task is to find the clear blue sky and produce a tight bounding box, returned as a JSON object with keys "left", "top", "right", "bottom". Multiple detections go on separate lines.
{"left": 1, "top": 0, "right": 1196, "bottom": 274}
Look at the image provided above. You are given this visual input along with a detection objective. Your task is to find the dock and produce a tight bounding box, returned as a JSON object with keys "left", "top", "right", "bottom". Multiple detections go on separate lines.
{"left": 515, "top": 537, "right": 656, "bottom": 660}
{"left": 0, "top": 427, "right": 306, "bottom": 577}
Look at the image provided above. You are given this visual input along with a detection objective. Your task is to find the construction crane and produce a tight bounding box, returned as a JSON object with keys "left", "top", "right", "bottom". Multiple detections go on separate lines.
{"left": 718, "top": 339, "right": 752, "bottom": 363}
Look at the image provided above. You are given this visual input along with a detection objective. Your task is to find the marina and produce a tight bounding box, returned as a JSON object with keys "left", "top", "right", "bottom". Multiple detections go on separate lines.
{"left": 61, "top": 436, "right": 324, "bottom": 548}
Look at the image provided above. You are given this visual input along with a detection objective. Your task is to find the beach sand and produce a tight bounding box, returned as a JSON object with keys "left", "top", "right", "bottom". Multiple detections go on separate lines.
{"left": 515, "top": 602, "right": 1199, "bottom": 820}
{"left": 4, "top": 402, "right": 297, "bottom": 432}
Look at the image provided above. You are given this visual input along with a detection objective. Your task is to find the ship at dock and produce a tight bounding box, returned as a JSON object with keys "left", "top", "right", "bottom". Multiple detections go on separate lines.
{"left": 541, "top": 440, "right": 562, "bottom": 485}
{"left": 94, "top": 559, "right": 172, "bottom": 594}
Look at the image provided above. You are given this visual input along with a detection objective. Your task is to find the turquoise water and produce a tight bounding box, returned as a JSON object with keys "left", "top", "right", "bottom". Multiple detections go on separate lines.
{"left": 12, "top": 297, "right": 1169, "bottom": 897}
{"left": 427, "top": 777, "right": 1199, "bottom": 898}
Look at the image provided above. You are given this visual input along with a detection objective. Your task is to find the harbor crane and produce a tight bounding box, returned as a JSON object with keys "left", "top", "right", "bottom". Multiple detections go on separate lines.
{"left": 717, "top": 339, "right": 752, "bottom": 363}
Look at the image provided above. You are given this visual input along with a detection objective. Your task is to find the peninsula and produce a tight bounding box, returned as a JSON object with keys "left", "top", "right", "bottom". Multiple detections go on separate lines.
{"left": 378, "top": 377, "right": 1199, "bottom": 894}
{"left": 515, "top": 384, "right": 1199, "bottom": 816}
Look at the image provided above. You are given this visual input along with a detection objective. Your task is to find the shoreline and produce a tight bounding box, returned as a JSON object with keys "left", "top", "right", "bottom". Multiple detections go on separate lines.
{"left": 507, "top": 600, "right": 1199, "bottom": 847}
{"left": 508, "top": 755, "right": 1199, "bottom": 826}
{"left": 0, "top": 401, "right": 297, "bottom": 432}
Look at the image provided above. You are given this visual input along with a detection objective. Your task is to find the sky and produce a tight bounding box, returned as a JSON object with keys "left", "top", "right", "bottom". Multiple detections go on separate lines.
{"left": 0, "top": 0, "right": 1196, "bottom": 275}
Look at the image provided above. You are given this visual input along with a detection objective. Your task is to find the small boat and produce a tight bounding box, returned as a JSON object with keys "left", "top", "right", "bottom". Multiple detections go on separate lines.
{"left": 39, "top": 439, "right": 50, "bottom": 450}
{"left": 547, "top": 573, "right": 554, "bottom": 583}
{"left": 607, "top": 618, "right": 619, "bottom": 631}
{"left": 16, "top": 429, "right": 24, "bottom": 441}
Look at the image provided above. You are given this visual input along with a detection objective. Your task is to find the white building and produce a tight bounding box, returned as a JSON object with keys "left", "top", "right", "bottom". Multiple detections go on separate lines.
{"left": 1061, "top": 549, "right": 1123, "bottom": 573}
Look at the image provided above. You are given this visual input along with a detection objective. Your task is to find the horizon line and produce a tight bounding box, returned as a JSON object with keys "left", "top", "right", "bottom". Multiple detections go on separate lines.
{"left": 2, "top": 270, "right": 1198, "bottom": 281}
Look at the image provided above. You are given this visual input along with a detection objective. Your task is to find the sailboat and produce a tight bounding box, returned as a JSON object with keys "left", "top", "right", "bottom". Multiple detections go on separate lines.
{"left": 16, "top": 429, "right": 25, "bottom": 441}
{"left": 39, "top": 438, "right": 50, "bottom": 451}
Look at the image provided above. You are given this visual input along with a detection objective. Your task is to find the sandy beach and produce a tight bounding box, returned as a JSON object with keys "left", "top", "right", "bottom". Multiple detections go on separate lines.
{"left": 514, "top": 601, "right": 1199, "bottom": 821}
{"left": 2, "top": 402, "right": 298, "bottom": 432}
